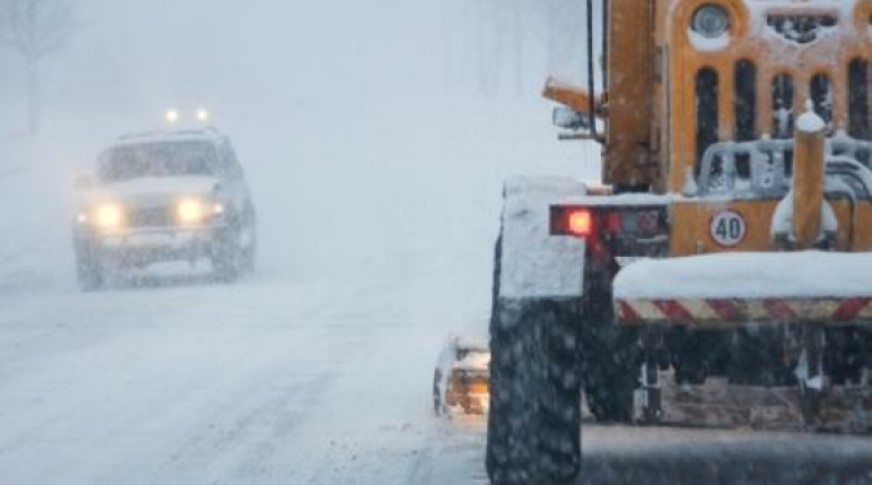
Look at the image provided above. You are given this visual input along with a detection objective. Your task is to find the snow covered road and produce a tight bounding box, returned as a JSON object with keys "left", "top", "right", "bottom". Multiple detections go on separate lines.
{"left": 6, "top": 272, "right": 870, "bottom": 485}
{"left": 0, "top": 92, "right": 572, "bottom": 485}
{"left": 0, "top": 274, "right": 489, "bottom": 485}
{"left": 0, "top": 72, "right": 869, "bottom": 484}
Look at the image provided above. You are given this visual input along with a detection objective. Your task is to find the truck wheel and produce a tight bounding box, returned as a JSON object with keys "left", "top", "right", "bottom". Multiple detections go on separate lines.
{"left": 670, "top": 329, "right": 724, "bottom": 385}
{"left": 581, "top": 268, "right": 638, "bottom": 423}
{"left": 729, "top": 327, "right": 793, "bottom": 386}
{"left": 486, "top": 235, "right": 582, "bottom": 485}
{"left": 825, "top": 328, "right": 864, "bottom": 386}
{"left": 75, "top": 242, "right": 104, "bottom": 292}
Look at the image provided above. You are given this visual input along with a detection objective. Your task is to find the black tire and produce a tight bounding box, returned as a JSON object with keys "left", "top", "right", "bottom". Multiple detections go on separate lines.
{"left": 824, "top": 327, "right": 865, "bottom": 386}
{"left": 728, "top": 327, "right": 793, "bottom": 386}
{"left": 75, "top": 240, "right": 104, "bottom": 292}
{"left": 580, "top": 267, "right": 638, "bottom": 423}
{"left": 212, "top": 233, "right": 242, "bottom": 282}
{"left": 669, "top": 329, "right": 725, "bottom": 385}
{"left": 241, "top": 227, "right": 257, "bottom": 274}
{"left": 863, "top": 329, "right": 872, "bottom": 372}
{"left": 432, "top": 368, "right": 445, "bottom": 416}
{"left": 212, "top": 244, "right": 242, "bottom": 283}
{"left": 486, "top": 235, "right": 582, "bottom": 485}
{"left": 240, "top": 204, "right": 257, "bottom": 274}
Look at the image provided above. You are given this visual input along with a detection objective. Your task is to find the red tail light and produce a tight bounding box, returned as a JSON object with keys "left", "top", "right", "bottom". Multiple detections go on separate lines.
{"left": 551, "top": 205, "right": 667, "bottom": 244}
{"left": 567, "top": 209, "right": 593, "bottom": 237}
{"left": 551, "top": 206, "right": 595, "bottom": 238}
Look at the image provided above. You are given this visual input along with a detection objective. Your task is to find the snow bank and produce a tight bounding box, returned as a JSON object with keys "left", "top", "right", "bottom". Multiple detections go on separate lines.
{"left": 615, "top": 251, "right": 872, "bottom": 300}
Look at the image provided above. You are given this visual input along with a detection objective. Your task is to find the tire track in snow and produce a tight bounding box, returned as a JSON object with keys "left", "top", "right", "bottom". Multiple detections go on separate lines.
{"left": 140, "top": 375, "right": 332, "bottom": 485}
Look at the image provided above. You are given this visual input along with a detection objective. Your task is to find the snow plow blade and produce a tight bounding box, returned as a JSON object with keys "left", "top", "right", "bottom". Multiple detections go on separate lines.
{"left": 614, "top": 251, "right": 872, "bottom": 327}
{"left": 613, "top": 251, "right": 872, "bottom": 432}
{"left": 617, "top": 297, "right": 872, "bottom": 327}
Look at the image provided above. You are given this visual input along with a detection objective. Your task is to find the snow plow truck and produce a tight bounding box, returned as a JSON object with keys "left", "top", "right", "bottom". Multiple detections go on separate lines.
{"left": 486, "top": 1, "right": 872, "bottom": 484}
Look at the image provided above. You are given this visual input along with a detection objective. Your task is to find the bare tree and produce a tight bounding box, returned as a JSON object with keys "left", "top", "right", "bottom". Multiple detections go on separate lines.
{"left": 0, "top": 0, "right": 75, "bottom": 134}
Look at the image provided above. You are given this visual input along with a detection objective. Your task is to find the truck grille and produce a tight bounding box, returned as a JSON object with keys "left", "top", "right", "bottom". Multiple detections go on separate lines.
{"left": 128, "top": 207, "right": 172, "bottom": 227}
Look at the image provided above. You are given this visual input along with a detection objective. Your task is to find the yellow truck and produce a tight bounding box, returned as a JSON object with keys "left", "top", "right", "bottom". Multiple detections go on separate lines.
{"left": 485, "top": 1, "right": 872, "bottom": 484}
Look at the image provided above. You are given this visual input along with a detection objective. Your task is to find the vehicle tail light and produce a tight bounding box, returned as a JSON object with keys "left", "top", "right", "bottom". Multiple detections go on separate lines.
{"left": 551, "top": 206, "right": 595, "bottom": 238}
{"left": 606, "top": 212, "right": 623, "bottom": 233}
{"left": 567, "top": 209, "right": 593, "bottom": 237}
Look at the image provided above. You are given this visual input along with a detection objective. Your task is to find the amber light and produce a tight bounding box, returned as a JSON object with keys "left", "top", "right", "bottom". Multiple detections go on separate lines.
{"left": 567, "top": 209, "right": 593, "bottom": 237}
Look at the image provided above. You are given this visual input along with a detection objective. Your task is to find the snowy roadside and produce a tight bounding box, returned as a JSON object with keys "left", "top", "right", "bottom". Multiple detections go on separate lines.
{"left": 0, "top": 164, "right": 74, "bottom": 294}
{"left": 0, "top": 269, "right": 492, "bottom": 485}
{"left": 0, "top": 90, "right": 594, "bottom": 484}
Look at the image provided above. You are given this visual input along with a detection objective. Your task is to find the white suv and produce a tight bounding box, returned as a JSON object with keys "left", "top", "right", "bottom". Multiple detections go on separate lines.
{"left": 73, "top": 128, "right": 257, "bottom": 290}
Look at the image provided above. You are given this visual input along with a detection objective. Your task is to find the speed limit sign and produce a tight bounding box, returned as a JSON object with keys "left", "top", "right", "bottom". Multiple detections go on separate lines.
{"left": 710, "top": 210, "right": 746, "bottom": 247}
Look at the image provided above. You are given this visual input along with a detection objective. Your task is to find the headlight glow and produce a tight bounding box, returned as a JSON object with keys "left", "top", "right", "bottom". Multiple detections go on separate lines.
{"left": 177, "top": 198, "right": 207, "bottom": 224}
{"left": 166, "top": 108, "right": 180, "bottom": 124}
{"left": 692, "top": 5, "right": 730, "bottom": 38}
{"left": 196, "top": 109, "right": 210, "bottom": 122}
{"left": 94, "top": 203, "right": 124, "bottom": 229}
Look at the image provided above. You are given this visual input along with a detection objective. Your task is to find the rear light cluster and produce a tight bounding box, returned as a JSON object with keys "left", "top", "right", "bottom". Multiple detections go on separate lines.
{"left": 550, "top": 207, "right": 594, "bottom": 237}
{"left": 550, "top": 206, "right": 665, "bottom": 239}
{"left": 567, "top": 209, "right": 593, "bottom": 237}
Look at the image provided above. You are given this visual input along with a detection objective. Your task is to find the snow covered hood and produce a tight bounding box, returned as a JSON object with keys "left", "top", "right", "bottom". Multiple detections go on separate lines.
{"left": 89, "top": 176, "right": 220, "bottom": 204}
{"left": 615, "top": 251, "right": 872, "bottom": 300}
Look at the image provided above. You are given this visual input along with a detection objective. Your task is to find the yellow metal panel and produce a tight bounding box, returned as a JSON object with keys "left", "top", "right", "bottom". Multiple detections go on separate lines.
{"left": 669, "top": 199, "right": 780, "bottom": 256}
{"left": 666, "top": 0, "right": 872, "bottom": 193}
{"left": 670, "top": 198, "right": 872, "bottom": 256}
{"left": 606, "top": 0, "right": 655, "bottom": 187}
{"left": 848, "top": 202, "right": 872, "bottom": 251}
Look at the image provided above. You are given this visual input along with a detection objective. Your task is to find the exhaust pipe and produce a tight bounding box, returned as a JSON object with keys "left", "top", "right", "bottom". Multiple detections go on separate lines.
{"left": 792, "top": 103, "right": 826, "bottom": 249}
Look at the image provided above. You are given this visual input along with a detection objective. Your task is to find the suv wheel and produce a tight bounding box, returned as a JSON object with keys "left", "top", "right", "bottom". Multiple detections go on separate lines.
{"left": 240, "top": 226, "right": 257, "bottom": 274}
{"left": 75, "top": 242, "right": 104, "bottom": 291}
{"left": 213, "top": 229, "right": 243, "bottom": 282}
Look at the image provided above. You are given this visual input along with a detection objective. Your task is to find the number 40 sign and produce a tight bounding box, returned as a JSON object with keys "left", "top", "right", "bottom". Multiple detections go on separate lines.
{"left": 710, "top": 210, "right": 747, "bottom": 247}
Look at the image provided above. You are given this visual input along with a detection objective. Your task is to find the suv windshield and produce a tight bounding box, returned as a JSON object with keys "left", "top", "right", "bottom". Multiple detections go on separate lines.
{"left": 98, "top": 141, "right": 220, "bottom": 182}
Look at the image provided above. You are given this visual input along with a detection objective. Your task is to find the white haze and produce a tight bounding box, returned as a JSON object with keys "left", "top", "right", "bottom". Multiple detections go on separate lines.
{"left": 0, "top": 3, "right": 602, "bottom": 481}
{"left": 0, "top": 0, "right": 602, "bottom": 311}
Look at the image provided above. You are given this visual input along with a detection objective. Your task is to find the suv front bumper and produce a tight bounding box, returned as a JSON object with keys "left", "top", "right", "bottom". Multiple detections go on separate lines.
{"left": 75, "top": 224, "right": 231, "bottom": 267}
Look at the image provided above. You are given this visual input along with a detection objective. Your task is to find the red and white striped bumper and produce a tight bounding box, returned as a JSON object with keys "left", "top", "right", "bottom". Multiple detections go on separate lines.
{"left": 616, "top": 297, "right": 872, "bottom": 327}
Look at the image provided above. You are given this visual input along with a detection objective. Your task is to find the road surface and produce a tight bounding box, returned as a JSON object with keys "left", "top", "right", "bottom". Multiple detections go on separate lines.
{"left": 0, "top": 272, "right": 490, "bottom": 485}
{"left": 3, "top": 272, "right": 871, "bottom": 485}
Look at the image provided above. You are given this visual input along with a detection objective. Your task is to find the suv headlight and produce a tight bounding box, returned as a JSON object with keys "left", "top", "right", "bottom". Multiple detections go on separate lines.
{"left": 94, "top": 202, "right": 125, "bottom": 229}
{"left": 692, "top": 5, "right": 730, "bottom": 38}
{"left": 176, "top": 198, "right": 225, "bottom": 225}
{"left": 177, "top": 198, "right": 207, "bottom": 225}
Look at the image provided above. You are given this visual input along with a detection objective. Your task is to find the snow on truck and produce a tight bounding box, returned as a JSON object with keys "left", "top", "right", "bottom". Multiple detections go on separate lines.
{"left": 72, "top": 125, "right": 257, "bottom": 290}
{"left": 481, "top": 1, "right": 872, "bottom": 484}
